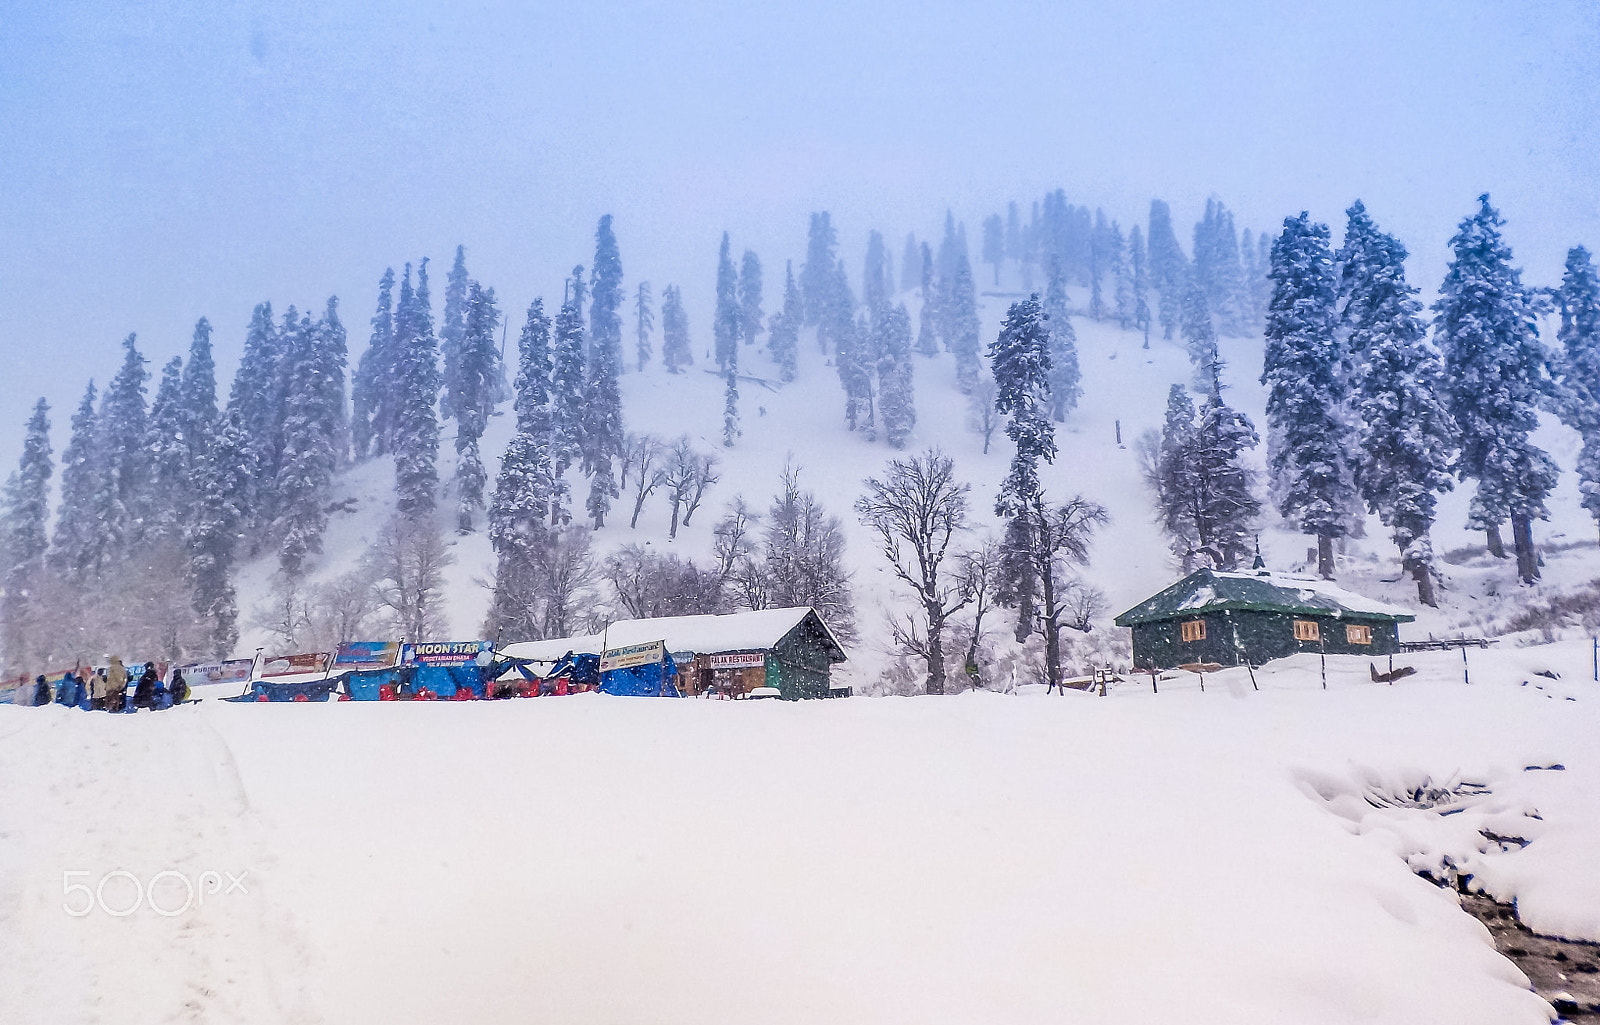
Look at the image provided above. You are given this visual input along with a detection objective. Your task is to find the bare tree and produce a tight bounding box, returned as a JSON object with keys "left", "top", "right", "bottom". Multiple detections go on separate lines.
{"left": 304, "top": 569, "right": 382, "bottom": 651}
{"left": 764, "top": 462, "right": 855, "bottom": 642}
{"left": 1059, "top": 578, "right": 1107, "bottom": 633}
{"left": 603, "top": 545, "right": 663, "bottom": 619}
{"left": 1135, "top": 428, "right": 1163, "bottom": 503}
{"left": 711, "top": 498, "right": 756, "bottom": 580}
{"left": 682, "top": 452, "right": 721, "bottom": 527}
{"left": 624, "top": 433, "right": 667, "bottom": 528}
{"left": 368, "top": 515, "right": 454, "bottom": 641}
{"left": 887, "top": 608, "right": 933, "bottom": 665}
{"left": 956, "top": 534, "right": 1002, "bottom": 688}
{"left": 119, "top": 540, "right": 209, "bottom": 662}
{"left": 661, "top": 436, "right": 698, "bottom": 539}
{"left": 728, "top": 556, "right": 774, "bottom": 612}
{"left": 257, "top": 576, "right": 313, "bottom": 651}
{"left": 855, "top": 447, "right": 971, "bottom": 693}
{"left": 1013, "top": 496, "right": 1109, "bottom": 691}
{"left": 538, "top": 525, "right": 598, "bottom": 638}
{"left": 602, "top": 544, "right": 724, "bottom": 619}
{"left": 966, "top": 377, "right": 1001, "bottom": 455}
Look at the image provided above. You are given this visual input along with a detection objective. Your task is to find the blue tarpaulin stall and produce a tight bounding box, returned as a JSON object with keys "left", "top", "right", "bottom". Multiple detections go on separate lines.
{"left": 402, "top": 640, "right": 494, "bottom": 698}
{"left": 224, "top": 651, "right": 333, "bottom": 702}
{"left": 342, "top": 668, "right": 397, "bottom": 700}
{"left": 598, "top": 639, "right": 680, "bottom": 697}
{"left": 226, "top": 678, "right": 336, "bottom": 702}
{"left": 600, "top": 659, "right": 679, "bottom": 696}
{"left": 331, "top": 641, "right": 403, "bottom": 701}
{"left": 546, "top": 651, "right": 601, "bottom": 690}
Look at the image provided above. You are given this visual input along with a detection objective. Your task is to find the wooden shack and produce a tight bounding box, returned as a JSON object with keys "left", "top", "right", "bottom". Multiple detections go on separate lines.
{"left": 500, "top": 607, "right": 848, "bottom": 700}
{"left": 1114, "top": 569, "right": 1415, "bottom": 670}
{"left": 596, "top": 607, "right": 848, "bottom": 700}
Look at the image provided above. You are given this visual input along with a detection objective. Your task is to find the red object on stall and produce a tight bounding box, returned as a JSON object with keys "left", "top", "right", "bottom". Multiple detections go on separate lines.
{"left": 292, "top": 694, "right": 309, "bottom": 702}
{"left": 378, "top": 684, "right": 395, "bottom": 701}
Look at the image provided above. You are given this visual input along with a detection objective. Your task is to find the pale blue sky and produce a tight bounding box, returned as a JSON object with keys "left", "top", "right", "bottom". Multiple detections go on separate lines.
{"left": 2, "top": 0, "right": 1596, "bottom": 469}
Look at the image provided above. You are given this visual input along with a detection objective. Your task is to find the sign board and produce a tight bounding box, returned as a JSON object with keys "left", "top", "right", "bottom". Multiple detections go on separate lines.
{"left": 600, "top": 640, "right": 666, "bottom": 673}
{"left": 404, "top": 640, "right": 493, "bottom": 667}
{"left": 707, "top": 652, "right": 765, "bottom": 670}
{"left": 334, "top": 641, "right": 403, "bottom": 671}
{"left": 182, "top": 659, "right": 254, "bottom": 686}
{"left": 259, "top": 652, "right": 330, "bottom": 678}
{"left": 125, "top": 661, "right": 171, "bottom": 681}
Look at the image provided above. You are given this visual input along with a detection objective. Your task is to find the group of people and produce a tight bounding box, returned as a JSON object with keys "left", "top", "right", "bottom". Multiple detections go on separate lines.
{"left": 23, "top": 656, "right": 191, "bottom": 711}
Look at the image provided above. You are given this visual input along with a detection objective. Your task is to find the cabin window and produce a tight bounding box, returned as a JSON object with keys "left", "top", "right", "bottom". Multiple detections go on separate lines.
{"left": 1180, "top": 619, "right": 1205, "bottom": 642}
{"left": 1345, "top": 624, "right": 1373, "bottom": 645}
{"left": 1293, "top": 619, "right": 1320, "bottom": 642}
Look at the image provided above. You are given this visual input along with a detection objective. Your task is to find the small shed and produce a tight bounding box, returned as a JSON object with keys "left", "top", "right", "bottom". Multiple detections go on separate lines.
{"left": 1114, "top": 569, "right": 1415, "bottom": 670}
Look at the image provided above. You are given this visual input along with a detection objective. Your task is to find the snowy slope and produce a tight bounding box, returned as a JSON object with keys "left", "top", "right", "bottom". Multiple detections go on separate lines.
{"left": 231, "top": 260, "right": 1600, "bottom": 690}
{"left": 3, "top": 642, "right": 1596, "bottom": 1024}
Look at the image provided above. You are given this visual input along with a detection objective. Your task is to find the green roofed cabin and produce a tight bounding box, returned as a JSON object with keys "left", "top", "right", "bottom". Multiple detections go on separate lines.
{"left": 1113, "top": 568, "right": 1415, "bottom": 670}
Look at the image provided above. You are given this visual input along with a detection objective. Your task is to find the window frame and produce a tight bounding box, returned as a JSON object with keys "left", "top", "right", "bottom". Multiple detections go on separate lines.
{"left": 1180, "top": 618, "right": 1206, "bottom": 642}
{"left": 1345, "top": 623, "right": 1373, "bottom": 645}
{"left": 1292, "top": 619, "right": 1321, "bottom": 642}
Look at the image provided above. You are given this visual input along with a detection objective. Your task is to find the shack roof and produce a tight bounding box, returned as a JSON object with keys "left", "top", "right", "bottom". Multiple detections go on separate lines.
{"left": 499, "top": 607, "right": 847, "bottom": 664}
{"left": 498, "top": 633, "right": 605, "bottom": 663}
{"left": 1113, "top": 569, "right": 1415, "bottom": 627}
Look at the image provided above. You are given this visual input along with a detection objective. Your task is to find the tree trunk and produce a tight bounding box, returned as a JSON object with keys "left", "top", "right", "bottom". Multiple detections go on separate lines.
{"left": 1486, "top": 524, "right": 1506, "bottom": 559}
{"left": 1511, "top": 512, "right": 1539, "bottom": 584}
{"left": 926, "top": 611, "right": 946, "bottom": 695}
{"left": 1407, "top": 554, "right": 1436, "bottom": 607}
{"left": 668, "top": 499, "right": 681, "bottom": 539}
{"left": 1010, "top": 513, "right": 1036, "bottom": 642}
{"left": 1317, "top": 533, "right": 1335, "bottom": 580}
{"left": 1039, "top": 561, "right": 1062, "bottom": 692}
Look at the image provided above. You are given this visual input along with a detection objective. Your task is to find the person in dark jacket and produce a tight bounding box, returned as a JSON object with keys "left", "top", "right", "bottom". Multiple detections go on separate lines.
{"left": 32, "top": 675, "right": 51, "bottom": 706}
{"left": 57, "top": 670, "right": 81, "bottom": 707}
{"left": 169, "top": 668, "right": 189, "bottom": 705}
{"left": 132, "top": 664, "right": 160, "bottom": 709}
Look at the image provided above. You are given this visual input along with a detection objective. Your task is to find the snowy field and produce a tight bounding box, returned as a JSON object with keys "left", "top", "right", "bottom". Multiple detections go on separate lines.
{"left": 2, "top": 641, "right": 1595, "bottom": 1024}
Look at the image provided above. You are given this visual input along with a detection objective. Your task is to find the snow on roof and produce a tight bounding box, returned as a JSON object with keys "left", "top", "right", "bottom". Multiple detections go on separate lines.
{"left": 1214, "top": 571, "right": 1415, "bottom": 619}
{"left": 602, "top": 607, "right": 846, "bottom": 661}
{"left": 499, "top": 633, "right": 605, "bottom": 662}
{"left": 500, "top": 608, "right": 846, "bottom": 664}
{"left": 1115, "top": 569, "right": 1415, "bottom": 625}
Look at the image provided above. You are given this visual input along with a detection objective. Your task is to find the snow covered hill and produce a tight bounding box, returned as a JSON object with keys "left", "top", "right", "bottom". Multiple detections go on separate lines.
{"left": 231, "top": 261, "right": 1600, "bottom": 690}
{"left": 3, "top": 641, "right": 1596, "bottom": 1024}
